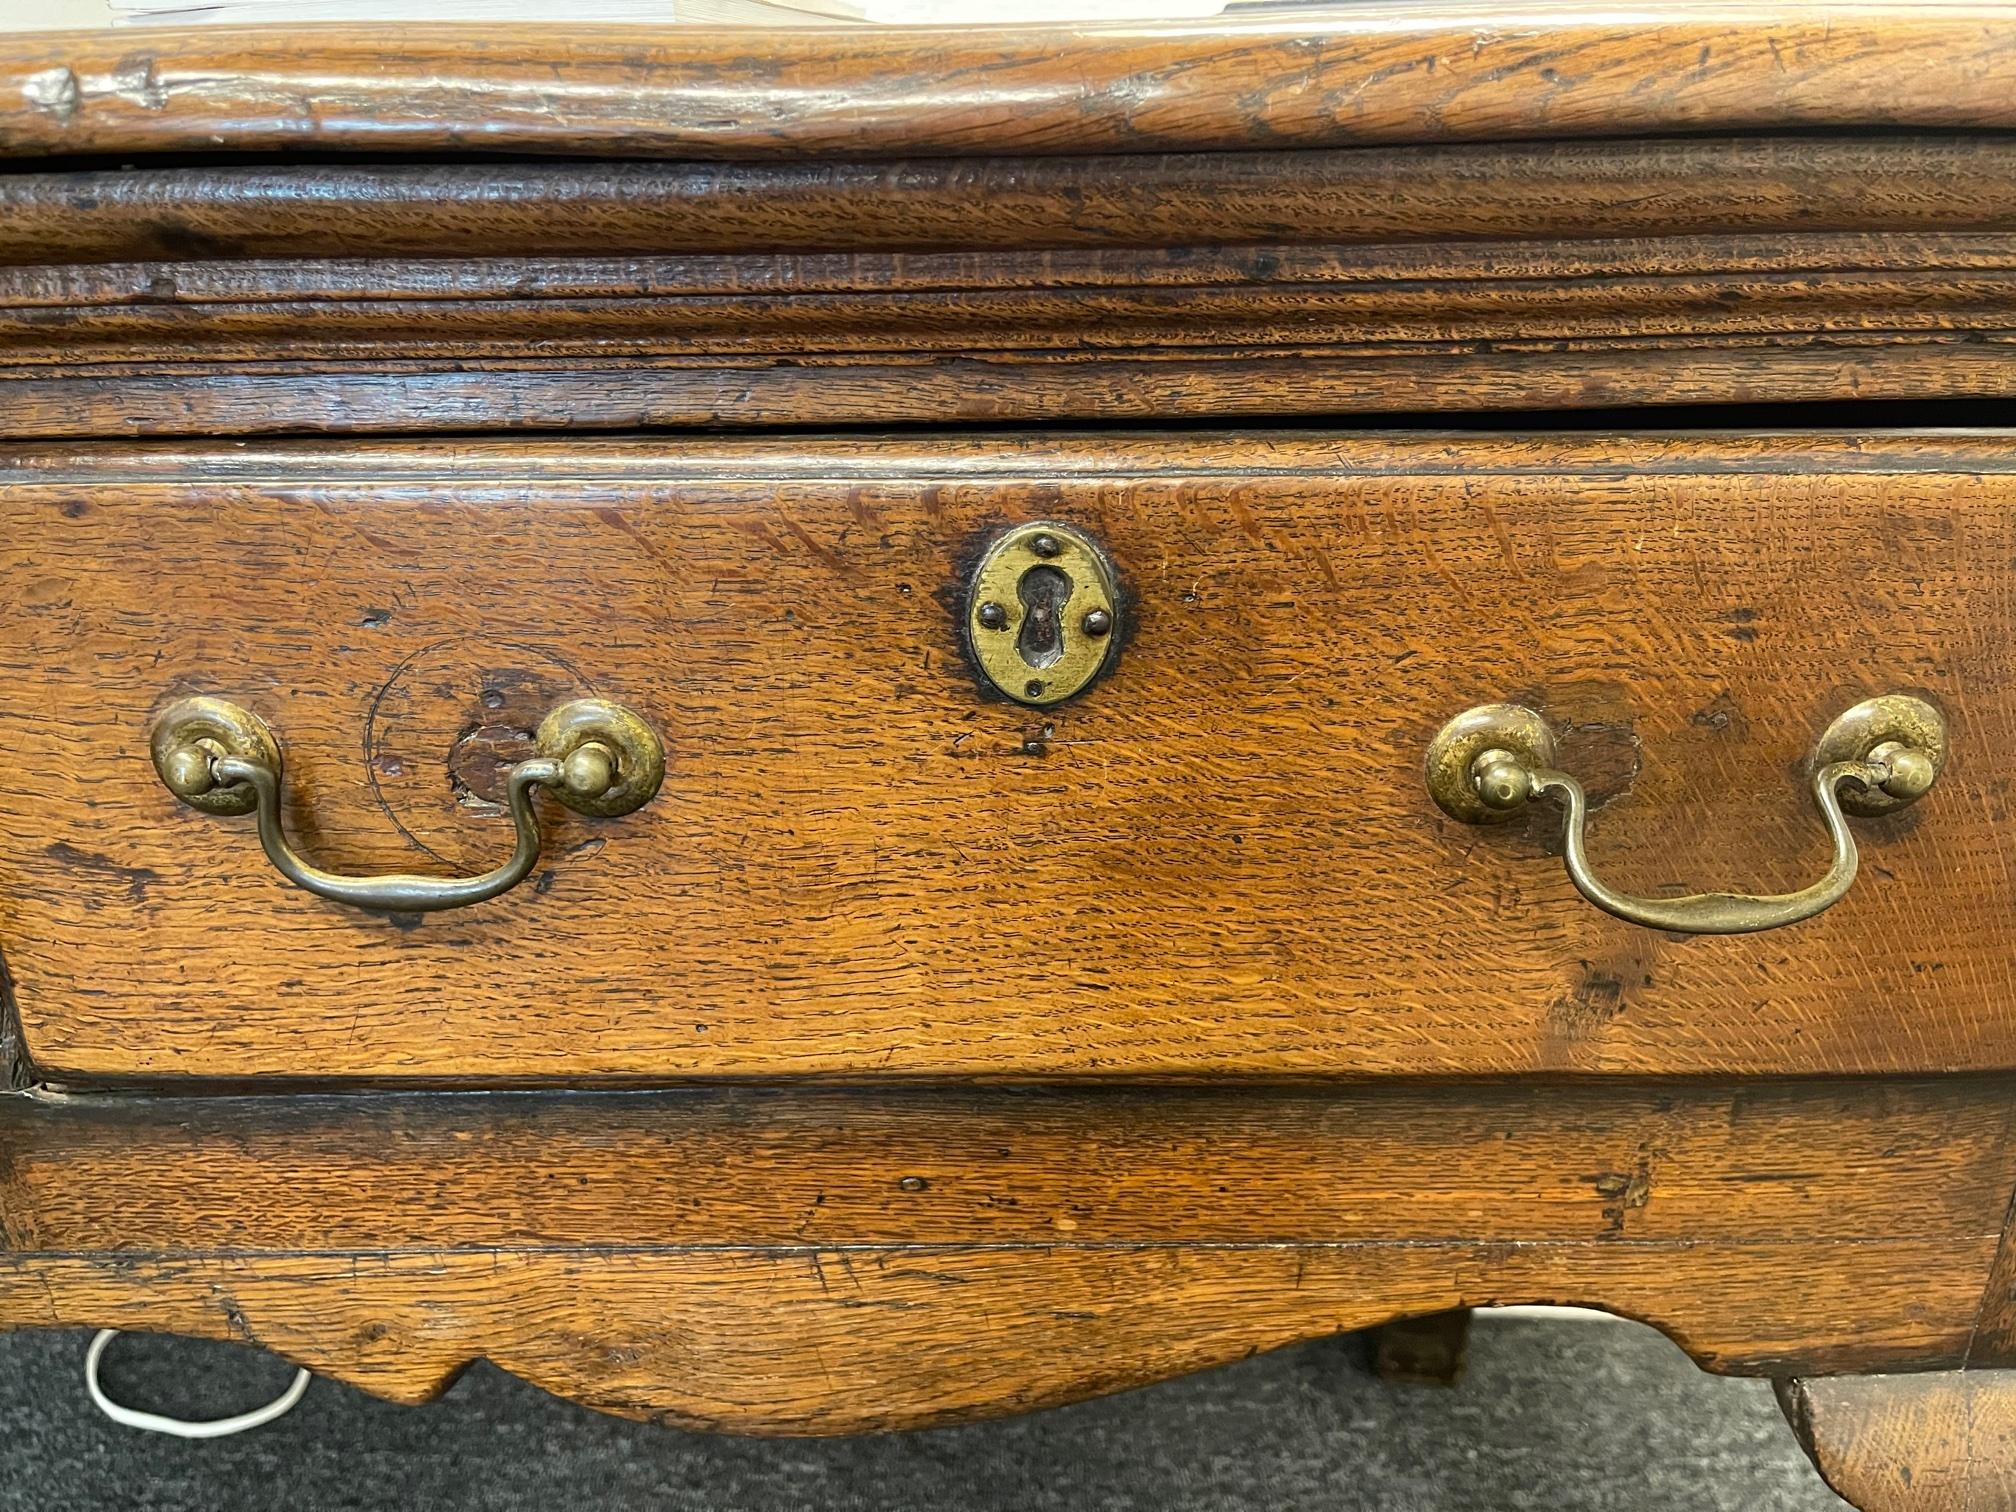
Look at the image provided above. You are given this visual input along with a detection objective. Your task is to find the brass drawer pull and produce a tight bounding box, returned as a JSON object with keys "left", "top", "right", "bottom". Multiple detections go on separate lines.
{"left": 150, "top": 695, "right": 664, "bottom": 913}
{"left": 1424, "top": 695, "right": 1946, "bottom": 935}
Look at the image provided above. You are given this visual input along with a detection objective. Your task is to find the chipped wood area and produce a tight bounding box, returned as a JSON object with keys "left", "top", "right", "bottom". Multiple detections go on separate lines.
{"left": 1, "top": 1076, "right": 2012, "bottom": 1430}
{"left": 1778, "top": 1372, "right": 2016, "bottom": 1512}
{"left": 4, "top": 434, "right": 2016, "bottom": 1083}
{"left": 4, "top": 12, "right": 2016, "bottom": 160}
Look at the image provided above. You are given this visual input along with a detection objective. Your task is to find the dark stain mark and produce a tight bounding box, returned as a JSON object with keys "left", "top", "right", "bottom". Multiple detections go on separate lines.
{"left": 445, "top": 667, "right": 575, "bottom": 813}
{"left": 1588, "top": 1145, "right": 1655, "bottom": 1235}
{"left": 1550, "top": 720, "right": 1642, "bottom": 817}
{"left": 0, "top": 951, "right": 31, "bottom": 1092}
{"left": 1729, "top": 1170, "right": 1818, "bottom": 1184}
{"left": 44, "top": 841, "right": 159, "bottom": 902}
{"left": 217, "top": 1295, "right": 252, "bottom": 1341}
{"left": 1689, "top": 691, "right": 1748, "bottom": 735}
{"left": 1546, "top": 963, "right": 1629, "bottom": 1044}
{"left": 137, "top": 217, "right": 235, "bottom": 261}
{"left": 386, "top": 912, "right": 424, "bottom": 932}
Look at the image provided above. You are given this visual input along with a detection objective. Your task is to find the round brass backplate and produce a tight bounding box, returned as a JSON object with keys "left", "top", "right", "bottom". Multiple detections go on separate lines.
{"left": 964, "top": 522, "right": 1121, "bottom": 707}
{"left": 534, "top": 698, "right": 666, "bottom": 817}
{"left": 1811, "top": 693, "right": 1948, "bottom": 817}
{"left": 149, "top": 696, "right": 282, "bottom": 816}
{"left": 1424, "top": 703, "right": 1558, "bottom": 825}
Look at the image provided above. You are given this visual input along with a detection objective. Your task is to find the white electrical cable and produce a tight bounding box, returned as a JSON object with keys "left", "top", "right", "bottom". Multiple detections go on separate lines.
{"left": 85, "top": 1329, "right": 311, "bottom": 1439}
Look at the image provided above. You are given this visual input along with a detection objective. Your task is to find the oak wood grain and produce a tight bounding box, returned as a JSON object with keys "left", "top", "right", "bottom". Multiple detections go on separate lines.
{"left": 7, "top": 234, "right": 2014, "bottom": 364}
{"left": 2, "top": 14, "right": 2013, "bottom": 1477}
{"left": 6, "top": 137, "right": 2016, "bottom": 265}
{"left": 1779, "top": 1372, "right": 2016, "bottom": 1511}
{"left": 15, "top": 1242, "right": 1999, "bottom": 1434}
{"left": 9, "top": 346, "right": 2016, "bottom": 439}
{"left": 2, "top": 433, "right": 2013, "bottom": 1083}
{"left": 1972, "top": 1205, "right": 2016, "bottom": 1371}
{"left": 7, "top": 1078, "right": 2010, "bottom": 1252}
{"left": 6, "top": 12, "right": 2016, "bottom": 161}
{"left": 7, "top": 223, "right": 2016, "bottom": 434}
{"left": 1, "top": 1076, "right": 2009, "bottom": 1429}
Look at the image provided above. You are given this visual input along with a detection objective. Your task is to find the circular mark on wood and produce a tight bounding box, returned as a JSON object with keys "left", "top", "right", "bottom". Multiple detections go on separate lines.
{"left": 363, "top": 638, "right": 592, "bottom": 868}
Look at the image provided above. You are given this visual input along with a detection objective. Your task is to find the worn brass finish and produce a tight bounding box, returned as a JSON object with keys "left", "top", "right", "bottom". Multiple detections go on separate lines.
{"left": 1421, "top": 703, "right": 1558, "bottom": 825}
{"left": 150, "top": 695, "right": 664, "bottom": 913}
{"left": 533, "top": 698, "right": 666, "bottom": 818}
{"left": 1423, "top": 696, "right": 1947, "bottom": 935}
{"left": 1811, "top": 693, "right": 1949, "bottom": 816}
{"left": 965, "top": 521, "right": 1120, "bottom": 706}
{"left": 148, "top": 697, "right": 282, "bottom": 817}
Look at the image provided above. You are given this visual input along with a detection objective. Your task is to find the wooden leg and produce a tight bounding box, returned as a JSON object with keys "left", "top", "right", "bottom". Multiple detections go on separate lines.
{"left": 1371, "top": 1308, "right": 1472, "bottom": 1386}
{"left": 1776, "top": 1371, "right": 2016, "bottom": 1511}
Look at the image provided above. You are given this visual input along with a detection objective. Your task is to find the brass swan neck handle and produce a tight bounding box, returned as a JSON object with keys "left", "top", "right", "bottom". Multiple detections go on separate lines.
{"left": 151, "top": 695, "right": 664, "bottom": 913}
{"left": 1425, "top": 695, "right": 1946, "bottom": 936}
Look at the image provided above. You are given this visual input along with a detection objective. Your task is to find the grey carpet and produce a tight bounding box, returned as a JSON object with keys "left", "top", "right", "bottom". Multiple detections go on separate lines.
{"left": 0, "top": 1317, "right": 1842, "bottom": 1510}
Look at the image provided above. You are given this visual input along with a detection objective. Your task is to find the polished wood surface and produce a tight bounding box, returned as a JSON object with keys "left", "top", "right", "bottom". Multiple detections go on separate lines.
{"left": 5, "top": 142, "right": 2016, "bottom": 437}
{"left": 1779, "top": 1373, "right": 2016, "bottom": 1511}
{"left": 2, "top": 1077, "right": 2009, "bottom": 1429}
{"left": 3, "top": 433, "right": 2013, "bottom": 1084}
{"left": 7, "top": 137, "right": 2016, "bottom": 264}
{"left": 5, "top": 11, "right": 2016, "bottom": 161}
{"left": 12, "top": 344, "right": 2015, "bottom": 439}
{"left": 3, "top": 15, "right": 2015, "bottom": 1496}
{"left": 12, "top": 1079, "right": 2010, "bottom": 1251}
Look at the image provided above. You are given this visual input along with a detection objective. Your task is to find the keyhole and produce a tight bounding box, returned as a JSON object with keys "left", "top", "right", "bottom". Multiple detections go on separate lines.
{"left": 1016, "top": 565, "right": 1071, "bottom": 670}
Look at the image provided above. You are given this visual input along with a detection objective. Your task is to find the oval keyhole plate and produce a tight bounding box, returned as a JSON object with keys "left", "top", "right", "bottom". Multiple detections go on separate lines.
{"left": 964, "top": 522, "right": 1122, "bottom": 707}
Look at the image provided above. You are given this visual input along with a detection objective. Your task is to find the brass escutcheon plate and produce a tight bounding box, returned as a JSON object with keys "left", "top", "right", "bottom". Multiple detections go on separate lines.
{"left": 964, "top": 522, "right": 1121, "bottom": 707}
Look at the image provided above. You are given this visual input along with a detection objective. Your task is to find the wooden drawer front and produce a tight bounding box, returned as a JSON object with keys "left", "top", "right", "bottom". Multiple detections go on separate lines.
{"left": 2, "top": 434, "right": 2011, "bottom": 1083}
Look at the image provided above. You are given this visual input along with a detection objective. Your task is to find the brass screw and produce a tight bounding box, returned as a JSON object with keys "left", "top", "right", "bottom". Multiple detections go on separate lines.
{"left": 1082, "top": 607, "right": 1113, "bottom": 637}
{"left": 976, "top": 601, "right": 1008, "bottom": 630}
{"left": 1029, "top": 532, "right": 1062, "bottom": 558}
